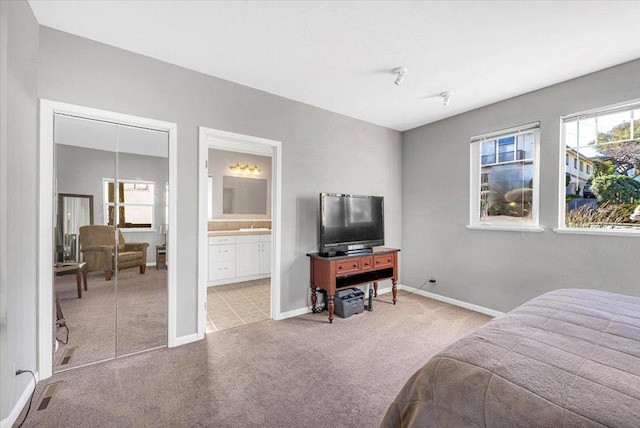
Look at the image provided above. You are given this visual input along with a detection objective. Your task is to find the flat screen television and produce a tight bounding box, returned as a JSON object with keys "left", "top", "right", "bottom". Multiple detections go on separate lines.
{"left": 319, "top": 193, "right": 384, "bottom": 255}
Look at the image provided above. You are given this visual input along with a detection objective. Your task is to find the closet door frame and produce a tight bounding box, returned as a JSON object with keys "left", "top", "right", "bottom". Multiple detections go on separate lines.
{"left": 37, "top": 100, "right": 177, "bottom": 380}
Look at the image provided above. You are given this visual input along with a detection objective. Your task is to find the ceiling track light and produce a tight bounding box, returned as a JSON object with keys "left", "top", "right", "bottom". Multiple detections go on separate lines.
{"left": 439, "top": 91, "right": 453, "bottom": 106}
{"left": 392, "top": 67, "right": 407, "bottom": 86}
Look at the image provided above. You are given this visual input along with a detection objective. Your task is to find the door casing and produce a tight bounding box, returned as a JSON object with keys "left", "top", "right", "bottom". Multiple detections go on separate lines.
{"left": 38, "top": 100, "right": 178, "bottom": 380}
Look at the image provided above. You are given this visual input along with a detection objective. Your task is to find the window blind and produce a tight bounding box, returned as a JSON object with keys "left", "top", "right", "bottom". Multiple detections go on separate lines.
{"left": 562, "top": 99, "right": 640, "bottom": 123}
{"left": 470, "top": 122, "right": 540, "bottom": 144}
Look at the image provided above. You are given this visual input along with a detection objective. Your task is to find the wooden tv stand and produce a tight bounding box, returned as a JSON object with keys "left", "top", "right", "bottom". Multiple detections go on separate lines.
{"left": 307, "top": 248, "right": 400, "bottom": 323}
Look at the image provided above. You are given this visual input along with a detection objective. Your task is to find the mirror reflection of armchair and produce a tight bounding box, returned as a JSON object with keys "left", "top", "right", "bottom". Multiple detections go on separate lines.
{"left": 79, "top": 225, "right": 149, "bottom": 280}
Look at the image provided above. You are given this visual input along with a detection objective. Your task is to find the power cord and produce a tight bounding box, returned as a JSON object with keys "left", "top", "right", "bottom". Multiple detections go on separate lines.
{"left": 309, "top": 287, "right": 327, "bottom": 313}
{"left": 15, "top": 369, "right": 36, "bottom": 428}
{"left": 56, "top": 320, "right": 69, "bottom": 345}
{"left": 414, "top": 278, "right": 432, "bottom": 292}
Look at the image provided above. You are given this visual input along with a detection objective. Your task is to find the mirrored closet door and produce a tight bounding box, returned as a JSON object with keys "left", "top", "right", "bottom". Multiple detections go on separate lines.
{"left": 53, "top": 114, "right": 168, "bottom": 372}
{"left": 114, "top": 124, "right": 168, "bottom": 356}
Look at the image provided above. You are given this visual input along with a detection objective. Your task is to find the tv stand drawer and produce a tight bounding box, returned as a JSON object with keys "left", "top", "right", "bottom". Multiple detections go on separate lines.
{"left": 336, "top": 259, "right": 361, "bottom": 275}
{"left": 335, "top": 255, "right": 375, "bottom": 276}
{"left": 374, "top": 254, "right": 394, "bottom": 268}
{"left": 360, "top": 256, "right": 373, "bottom": 271}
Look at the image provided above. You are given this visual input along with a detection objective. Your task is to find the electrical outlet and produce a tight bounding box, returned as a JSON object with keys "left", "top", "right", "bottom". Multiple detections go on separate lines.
{"left": 429, "top": 275, "right": 437, "bottom": 284}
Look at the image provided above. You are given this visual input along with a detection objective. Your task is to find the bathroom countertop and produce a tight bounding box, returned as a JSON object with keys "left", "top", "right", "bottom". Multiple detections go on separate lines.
{"left": 208, "top": 230, "right": 271, "bottom": 237}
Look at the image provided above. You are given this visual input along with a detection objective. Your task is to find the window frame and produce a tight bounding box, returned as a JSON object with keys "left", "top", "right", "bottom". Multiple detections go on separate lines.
{"left": 556, "top": 98, "right": 640, "bottom": 236}
{"left": 103, "top": 178, "right": 156, "bottom": 232}
{"left": 468, "top": 122, "right": 542, "bottom": 232}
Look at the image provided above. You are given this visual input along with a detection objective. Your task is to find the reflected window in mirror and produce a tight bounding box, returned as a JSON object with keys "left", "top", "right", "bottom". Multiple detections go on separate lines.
{"left": 103, "top": 179, "right": 155, "bottom": 229}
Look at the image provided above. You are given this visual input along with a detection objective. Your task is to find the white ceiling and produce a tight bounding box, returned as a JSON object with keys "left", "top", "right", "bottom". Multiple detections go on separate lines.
{"left": 55, "top": 115, "right": 169, "bottom": 158}
{"left": 29, "top": 1, "right": 640, "bottom": 132}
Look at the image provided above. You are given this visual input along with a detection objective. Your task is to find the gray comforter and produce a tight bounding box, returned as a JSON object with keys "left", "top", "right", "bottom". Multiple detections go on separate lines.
{"left": 381, "top": 289, "right": 640, "bottom": 427}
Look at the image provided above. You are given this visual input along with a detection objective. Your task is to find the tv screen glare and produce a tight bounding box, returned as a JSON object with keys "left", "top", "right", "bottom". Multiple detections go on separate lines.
{"left": 320, "top": 193, "right": 384, "bottom": 253}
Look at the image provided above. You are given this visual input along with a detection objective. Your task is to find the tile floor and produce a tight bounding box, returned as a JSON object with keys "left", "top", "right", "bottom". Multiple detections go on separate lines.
{"left": 206, "top": 278, "right": 271, "bottom": 332}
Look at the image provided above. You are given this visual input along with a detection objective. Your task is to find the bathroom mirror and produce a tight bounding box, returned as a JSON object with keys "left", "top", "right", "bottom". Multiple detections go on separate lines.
{"left": 222, "top": 176, "right": 267, "bottom": 214}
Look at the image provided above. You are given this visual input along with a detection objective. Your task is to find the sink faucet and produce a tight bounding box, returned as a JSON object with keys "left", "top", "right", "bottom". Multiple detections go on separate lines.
{"left": 250, "top": 223, "right": 255, "bottom": 229}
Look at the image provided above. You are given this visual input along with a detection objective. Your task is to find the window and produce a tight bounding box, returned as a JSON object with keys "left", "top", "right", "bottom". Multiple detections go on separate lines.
{"left": 566, "top": 154, "right": 569, "bottom": 165}
{"left": 469, "top": 123, "right": 541, "bottom": 230}
{"left": 574, "top": 158, "right": 578, "bottom": 169}
{"left": 103, "top": 179, "right": 155, "bottom": 229}
{"left": 561, "top": 100, "right": 640, "bottom": 233}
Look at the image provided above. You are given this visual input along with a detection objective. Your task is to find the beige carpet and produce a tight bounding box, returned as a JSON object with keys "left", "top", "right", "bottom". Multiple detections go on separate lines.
{"left": 54, "top": 267, "right": 168, "bottom": 371}
{"left": 20, "top": 290, "right": 490, "bottom": 427}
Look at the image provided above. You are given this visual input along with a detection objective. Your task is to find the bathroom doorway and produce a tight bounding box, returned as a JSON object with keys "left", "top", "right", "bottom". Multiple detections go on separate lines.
{"left": 197, "top": 127, "right": 282, "bottom": 337}
{"left": 205, "top": 149, "right": 272, "bottom": 332}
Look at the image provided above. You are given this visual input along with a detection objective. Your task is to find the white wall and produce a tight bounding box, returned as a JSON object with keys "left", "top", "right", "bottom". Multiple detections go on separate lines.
{"left": 208, "top": 149, "right": 271, "bottom": 219}
{"left": 401, "top": 59, "right": 640, "bottom": 313}
{"left": 38, "top": 27, "right": 402, "bottom": 336}
{"left": 0, "top": 0, "right": 38, "bottom": 422}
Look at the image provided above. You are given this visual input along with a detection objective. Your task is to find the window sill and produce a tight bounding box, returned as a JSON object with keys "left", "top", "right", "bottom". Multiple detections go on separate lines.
{"left": 466, "top": 224, "right": 544, "bottom": 233}
{"left": 553, "top": 228, "right": 640, "bottom": 238}
{"left": 120, "top": 228, "right": 157, "bottom": 233}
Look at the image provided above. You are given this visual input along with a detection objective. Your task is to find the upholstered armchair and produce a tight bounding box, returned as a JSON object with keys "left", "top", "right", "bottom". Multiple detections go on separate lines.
{"left": 79, "top": 225, "right": 149, "bottom": 280}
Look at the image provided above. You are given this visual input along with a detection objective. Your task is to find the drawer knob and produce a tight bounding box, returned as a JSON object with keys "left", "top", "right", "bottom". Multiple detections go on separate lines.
{"left": 352, "top": 264, "right": 357, "bottom": 268}
{"left": 338, "top": 266, "right": 343, "bottom": 270}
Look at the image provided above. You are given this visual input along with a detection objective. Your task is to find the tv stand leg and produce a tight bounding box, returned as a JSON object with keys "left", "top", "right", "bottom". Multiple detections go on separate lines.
{"left": 311, "top": 285, "right": 317, "bottom": 313}
{"left": 392, "top": 280, "right": 397, "bottom": 305}
{"left": 373, "top": 281, "right": 378, "bottom": 297}
{"left": 328, "top": 294, "right": 334, "bottom": 323}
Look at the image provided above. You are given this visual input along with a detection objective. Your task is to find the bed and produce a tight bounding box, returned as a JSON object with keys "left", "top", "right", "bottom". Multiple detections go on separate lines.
{"left": 381, "top": 289, "right": 640, "bottom": 428}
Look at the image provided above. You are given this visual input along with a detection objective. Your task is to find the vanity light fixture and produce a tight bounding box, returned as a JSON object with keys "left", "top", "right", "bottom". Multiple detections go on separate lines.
{"left": 392, "top": 67, "right": 407, "bottom": 86}
{"left": 229, "top": 162, "right": 260, "bottom": 175}
{"left": 440, "top": 91, "right": 453, "bottom": 106}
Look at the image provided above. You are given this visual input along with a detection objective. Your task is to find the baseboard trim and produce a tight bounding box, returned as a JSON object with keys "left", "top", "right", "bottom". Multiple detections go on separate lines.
{"left": 278, "top": 284, "right": 394, "bottom": 320}
{"left": 171, "top": 333, "right": 200, "bottom": 347}
{"left": 278, "top": 283, "right": 504, "bottom": 321}
{"left": 278, "top": 306, "right": 312, "bottom": 320}
{"left": 207, "top": 273, "right": 270, "bottom": 287}
{"left": 398, "top": 285, "right": 504, "bottom": 318}
{"left": 1, "top": 371, "right": 40, "bottom": 428}
{"left": 375, "top": 286, "right": 393, "bottom": 296}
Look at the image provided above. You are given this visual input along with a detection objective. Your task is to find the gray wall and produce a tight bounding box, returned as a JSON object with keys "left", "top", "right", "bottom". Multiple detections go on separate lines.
{"left": 401, "top": 59, "right": 640, "bottom": 313}
{"left": 0, "top": 0, "right": 38, "bottom": 421}
{"left": 38, "top": 27, "right": 402, "bottom": 336}
{"left": 56, "top": 144, "right": 168, "bottom": 261}
{"left": 208, "top": 149, "right": 272, "bottom": 219}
